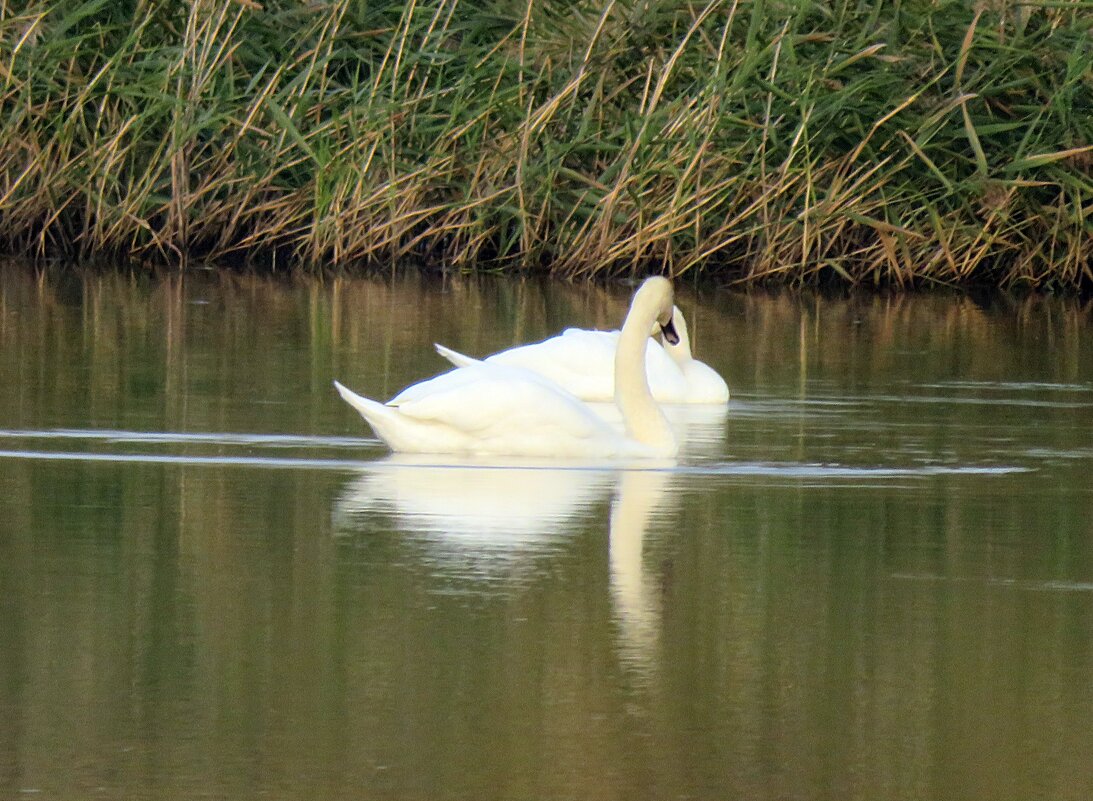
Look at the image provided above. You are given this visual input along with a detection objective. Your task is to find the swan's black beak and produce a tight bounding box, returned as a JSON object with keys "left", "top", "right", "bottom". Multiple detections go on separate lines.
{"left": 660, "top": 316, "right": 680, "bottom": 346}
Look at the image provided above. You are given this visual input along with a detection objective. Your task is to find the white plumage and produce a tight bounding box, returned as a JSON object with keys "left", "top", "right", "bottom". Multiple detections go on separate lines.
{"left": 333, "top": 276, "right": 682, "bottom": 459}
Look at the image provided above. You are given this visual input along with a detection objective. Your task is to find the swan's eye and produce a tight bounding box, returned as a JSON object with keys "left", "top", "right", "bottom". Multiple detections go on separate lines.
{"left": 660, "top": 317, "right": 680, "bottom": 346}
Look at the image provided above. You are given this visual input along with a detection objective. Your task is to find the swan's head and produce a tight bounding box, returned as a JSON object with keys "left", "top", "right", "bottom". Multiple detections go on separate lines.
{"left": 635, "top": 277, "right": 679, "bottom": 345}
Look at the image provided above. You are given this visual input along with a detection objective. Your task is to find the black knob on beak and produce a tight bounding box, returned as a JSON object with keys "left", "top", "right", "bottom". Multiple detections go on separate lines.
{"left": 660, "top": 316, "right": 680, "bottom": 346}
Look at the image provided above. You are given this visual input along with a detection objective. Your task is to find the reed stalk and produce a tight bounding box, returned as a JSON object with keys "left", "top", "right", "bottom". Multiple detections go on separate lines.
{"left": 1, "top": 0, "right": 1090, "bottom": 289}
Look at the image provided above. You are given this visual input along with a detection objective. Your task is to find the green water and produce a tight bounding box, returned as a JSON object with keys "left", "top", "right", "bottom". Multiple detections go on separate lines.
{"left": 0, "top": 267, "right": 1090, "bottom": 801}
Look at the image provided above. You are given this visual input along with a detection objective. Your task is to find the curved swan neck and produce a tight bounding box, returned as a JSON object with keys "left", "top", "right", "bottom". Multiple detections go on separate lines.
{"left": 614, "top": 283, "right": 677, "bottom": 456}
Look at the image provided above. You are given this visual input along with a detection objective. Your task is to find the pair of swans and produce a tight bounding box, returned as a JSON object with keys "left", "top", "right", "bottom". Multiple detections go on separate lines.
{"left": 333, "top": 277, "right": 725, "bottom": 459}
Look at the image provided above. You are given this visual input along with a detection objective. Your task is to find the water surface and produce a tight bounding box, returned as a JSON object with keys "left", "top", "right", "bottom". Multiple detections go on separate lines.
{"left": 0, "top": 266, "right": 1091, "bottom": 800}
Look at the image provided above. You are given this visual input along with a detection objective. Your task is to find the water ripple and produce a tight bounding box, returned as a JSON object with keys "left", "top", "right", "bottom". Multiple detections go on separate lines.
{"left": 0, "top": 428, "right": 374, "bottom": 448}
{"left": 0, "top": 437, "right": 1031, "bottom": 480}
{"left": 918, "top": 381, "right": 1092, "bottom": 393}
{"left": 0, "top": 449, "right": 374, "bottom": 470}
{"left": 891, "top": 573, "right": 1093, "bottom": 593}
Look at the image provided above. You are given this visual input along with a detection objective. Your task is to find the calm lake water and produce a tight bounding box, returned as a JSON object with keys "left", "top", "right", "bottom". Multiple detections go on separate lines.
{"left": 0, "top": 265, "right": 1090, "bottom": 801}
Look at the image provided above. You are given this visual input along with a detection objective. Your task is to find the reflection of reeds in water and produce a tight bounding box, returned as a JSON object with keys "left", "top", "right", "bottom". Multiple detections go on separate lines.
{"left": 1, "top": 268, "right": 1089, "bottom": 442}
{"left": 0, "top": 2, "right": 1089, "bottom": 287}
{"left": 0, "top": 272, "right": 1090, "bottom": 799}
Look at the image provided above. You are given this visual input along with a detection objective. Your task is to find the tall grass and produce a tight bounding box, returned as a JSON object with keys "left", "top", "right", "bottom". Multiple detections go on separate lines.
{"left": 0, "top": 0, "right": 1090, "bottom": 288}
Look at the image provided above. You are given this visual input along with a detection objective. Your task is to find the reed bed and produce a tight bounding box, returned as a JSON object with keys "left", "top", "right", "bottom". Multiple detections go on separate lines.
{"left": 0, "top": 0, "right": 1090, "bottom": 288}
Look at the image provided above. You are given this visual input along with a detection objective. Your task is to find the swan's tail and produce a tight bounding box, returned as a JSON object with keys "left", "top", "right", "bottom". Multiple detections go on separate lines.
{"left": 333, "top": 380, "right": 395, "bottom": 427}
{"left": 434, "top": 343, "right": 481, "bottom": 368}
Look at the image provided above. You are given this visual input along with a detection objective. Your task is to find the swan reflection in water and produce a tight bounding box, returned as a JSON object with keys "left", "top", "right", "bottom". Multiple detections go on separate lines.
{"left": 608, "top": 469, "right": 675, "bottom": 683}
{"left": 333, "top": 456, "right": 679, "bottom": 679}
{"left": 333, "top": 456, "right": 615, "bottom": 578}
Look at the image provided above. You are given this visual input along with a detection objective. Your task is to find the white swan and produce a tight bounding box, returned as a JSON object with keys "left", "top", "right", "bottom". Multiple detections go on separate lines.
{"left": 333, "top": 276, "right": 680, "bottom": 459}
{"left": 434, "top": 305, "right": 728, "bottom": 404}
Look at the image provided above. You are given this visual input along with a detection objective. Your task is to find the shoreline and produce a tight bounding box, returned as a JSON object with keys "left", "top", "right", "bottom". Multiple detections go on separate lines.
{"left": 4, "top": 257, "right": 1091, "bottom": 303}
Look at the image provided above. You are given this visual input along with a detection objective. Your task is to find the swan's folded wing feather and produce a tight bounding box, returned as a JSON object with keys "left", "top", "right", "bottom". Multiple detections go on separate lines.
{"left": 489, "top": 329, "right": 615, "bottom": 374}
{"left": 433, "top": 343, "right": 481, "bottom": 368}
{"left": 388, "top": 365, "right": 480, "bottom": 407}
{"left": 483, "top": 330, "right": 620, "bottom": 400}
{"left": 391, "top": 364, "right": 609, "bottom": 440}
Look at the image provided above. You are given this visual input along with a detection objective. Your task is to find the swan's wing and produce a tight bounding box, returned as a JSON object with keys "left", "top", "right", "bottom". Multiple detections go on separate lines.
{"left": 434, "top": 343, "right": 481, "bottom": 368}
{"left": 390, "top": 364, "right": 612, "bottom": 441}
{"left": 561, "top": 327, "right": 620, "bottom": 342}
{"left": 488, "top": 329, "right": 616, "bottom": 370}
{"left": 484, "top": 329, "right": 620, "bottom": 400}
{"left": 388, "top": 365, "right": 484, "bottom": 406}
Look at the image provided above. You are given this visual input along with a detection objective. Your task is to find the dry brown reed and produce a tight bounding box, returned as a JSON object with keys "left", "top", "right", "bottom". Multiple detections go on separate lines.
{"left": 0, "top": 0, "right": 1090, "bottom": 289}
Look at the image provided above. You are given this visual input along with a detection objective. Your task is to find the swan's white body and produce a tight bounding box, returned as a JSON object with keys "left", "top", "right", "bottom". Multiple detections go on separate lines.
{"left": 334, "top": 277, "right": 680, "bottom": 459}
{"left": 434, "top": 331, "right": 689, "bottom": 403}
{"left": 435, "top": 306, "right": 728, "bottom": 404}
{"left": 334, "top": 366, "right": 655, "bottom": 459}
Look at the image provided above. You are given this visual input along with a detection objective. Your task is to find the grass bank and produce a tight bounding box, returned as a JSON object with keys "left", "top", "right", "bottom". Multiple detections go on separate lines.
{"left": 1, "top": 0, "right": 1090, "bottom": 288}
